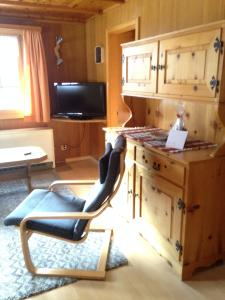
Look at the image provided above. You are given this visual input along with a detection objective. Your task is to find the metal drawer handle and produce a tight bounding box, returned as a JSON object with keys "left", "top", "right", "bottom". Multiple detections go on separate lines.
{"left": 153, "top": 162, "right": 161, "bottom": 171}
{"left": 158, "top": 64, "right": 165, "bottom": 70}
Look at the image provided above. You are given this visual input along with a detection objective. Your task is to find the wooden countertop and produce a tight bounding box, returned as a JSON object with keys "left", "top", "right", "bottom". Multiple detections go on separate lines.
{"left": 104, "top": 126, "right": 223, "bottom": 165}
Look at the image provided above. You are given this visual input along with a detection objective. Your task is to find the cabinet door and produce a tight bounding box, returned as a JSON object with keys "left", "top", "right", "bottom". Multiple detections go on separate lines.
{"left": 136, "top": 166, "right": 184, "bottom": 261}
{"left": 158, "top": 29, "right": 221, "bottom": 99}
{"left": 122, "top": 42, "right": 158, "bottom": 95}
{"left": 126, "top": 163, "right": 136, "bottom": 219}
{"left": 110, "top": 151, "right": 135, "bottom": 221}
{"left": 111, "top": 162, "right": 134, "bottom": 220}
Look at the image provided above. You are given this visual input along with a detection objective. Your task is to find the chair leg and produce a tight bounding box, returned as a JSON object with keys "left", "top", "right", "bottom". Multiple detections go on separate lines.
{"left": 20, "top": 227, "right": 37, "bottom": 274}
{"left": 96, "top": 229, "right": 112, "bottom": 274}
{"left": 20, "top": 227, "right": 112, "bottom": 280}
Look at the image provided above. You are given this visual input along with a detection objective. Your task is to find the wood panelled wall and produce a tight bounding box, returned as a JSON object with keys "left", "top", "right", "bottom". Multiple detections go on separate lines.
{"left": 0, "top": 17, "right": 106, "bottom": 163}
{"left": 86, "top": 0, "right": 225, "bottom": 144}
{"left": 50, "top": 120, "right": 105, "bottom": 163}
{"left": 42, "top": 22, "right": 87, "bottom": 98}
{"left": 86, "top": 0, "right": 225, "bottom": 81}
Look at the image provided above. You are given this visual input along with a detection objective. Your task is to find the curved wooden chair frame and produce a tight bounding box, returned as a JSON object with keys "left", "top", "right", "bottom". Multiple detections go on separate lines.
{"left": 19, "top": 151, "right": 125, "bottom": 280}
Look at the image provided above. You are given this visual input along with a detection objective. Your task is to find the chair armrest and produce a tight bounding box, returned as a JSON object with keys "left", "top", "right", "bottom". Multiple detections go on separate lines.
{"left": 49, "top": 179, "right": 97, "bottom": 191}
{"left": 22, "top": 211, "right": 95, "bottom": 222}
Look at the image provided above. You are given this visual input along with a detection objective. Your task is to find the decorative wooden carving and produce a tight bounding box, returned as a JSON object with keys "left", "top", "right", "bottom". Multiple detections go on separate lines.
{"left": 54, "top": 36, "right": 63, "bottom": 66}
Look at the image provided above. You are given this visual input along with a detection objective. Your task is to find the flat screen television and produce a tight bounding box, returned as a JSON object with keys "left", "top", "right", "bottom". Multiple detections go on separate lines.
{"left": 51, "top": 82, "right": 106, "bottom": 120}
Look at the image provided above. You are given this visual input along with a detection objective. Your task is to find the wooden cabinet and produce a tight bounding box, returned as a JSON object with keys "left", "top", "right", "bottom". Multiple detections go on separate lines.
{"left": 107, "top": 19, "right": 225, "bottom": 280}
{"left": 122, "top": 42, "right": 158, "bottom": 95}
{"left": 158, "top": 29, "right": 221, "bottom": 99}
{"left": 121, "top": 21, "right": 225, "bottom": 102}
{"left": 136, "top": 165, "right": 184, "bottom": 262}
{"left": 123, "top": 139, "right": 225, "bottom": 280}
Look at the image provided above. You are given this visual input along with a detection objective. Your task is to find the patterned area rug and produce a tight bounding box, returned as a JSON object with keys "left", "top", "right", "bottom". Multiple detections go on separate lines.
{"left": 0, "top": 170, "right": 128, "bottom": 300}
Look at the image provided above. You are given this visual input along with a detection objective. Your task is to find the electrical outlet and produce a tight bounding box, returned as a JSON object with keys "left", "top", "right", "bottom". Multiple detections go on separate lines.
{"left": 60, "top": 144, "right": 68, "bottom": 151}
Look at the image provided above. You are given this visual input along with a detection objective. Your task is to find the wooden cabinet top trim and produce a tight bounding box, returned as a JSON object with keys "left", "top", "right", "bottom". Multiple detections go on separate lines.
{"left": 104, "top": 127, "right": 225, "bottom": 164}
{"left": 121, "top": 19, "right": 225, "bottom": 48}
{"left": 120, "top": 91, "right": 221, "bottom": 103}
{"left": 127, "top": 139, "right": 218, "bottom": 166}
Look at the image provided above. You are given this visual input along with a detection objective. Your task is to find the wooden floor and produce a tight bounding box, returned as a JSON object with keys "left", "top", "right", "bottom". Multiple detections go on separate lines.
{"left": 30, "top": 159, "right": 225, "bottom": 300}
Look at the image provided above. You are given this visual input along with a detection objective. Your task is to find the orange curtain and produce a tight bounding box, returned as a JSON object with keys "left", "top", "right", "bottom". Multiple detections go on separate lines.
{"left": 22, "top": 29, "right": 50, "bottom": 122}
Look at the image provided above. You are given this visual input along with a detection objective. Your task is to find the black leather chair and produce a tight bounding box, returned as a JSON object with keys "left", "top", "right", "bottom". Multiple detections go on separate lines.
{"left": 4, "top": 135, "right": 126, "bottom": 280}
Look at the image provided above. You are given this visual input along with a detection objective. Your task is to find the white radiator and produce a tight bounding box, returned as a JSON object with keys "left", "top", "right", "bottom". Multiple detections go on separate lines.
{"left": 0, "top": 127, "right": 55, "bottom": 167}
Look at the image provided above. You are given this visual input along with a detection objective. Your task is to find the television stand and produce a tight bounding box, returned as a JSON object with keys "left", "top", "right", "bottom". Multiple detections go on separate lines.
{"left": 50, "top": 117, "right": 106, "bottom": 163}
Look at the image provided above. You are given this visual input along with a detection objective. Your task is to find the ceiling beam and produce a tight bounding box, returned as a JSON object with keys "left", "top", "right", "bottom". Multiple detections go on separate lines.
{"left": 0, "top": 11, "right": 86, "bottom": 24}
{"left": 102, "top": 0, "right": 127, "bottom": 3}
{"left": 67, "top": 1, "right": 84, "bottom": 8}
{"left": 68, "top": 0, "right": 126, "bottom": 9}
{"left": 0, "top": 0, "right": 102, "bottom": 16}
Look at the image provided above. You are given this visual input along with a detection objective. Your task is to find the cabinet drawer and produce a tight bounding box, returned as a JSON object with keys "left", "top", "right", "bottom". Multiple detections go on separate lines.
{"left": 136, "top": 146, "right": 185, "bottom": 186}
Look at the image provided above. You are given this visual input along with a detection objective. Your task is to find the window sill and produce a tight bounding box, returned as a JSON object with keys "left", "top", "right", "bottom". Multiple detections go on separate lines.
{"left": 0, "top": 110, "right": 24, "bottom": 120}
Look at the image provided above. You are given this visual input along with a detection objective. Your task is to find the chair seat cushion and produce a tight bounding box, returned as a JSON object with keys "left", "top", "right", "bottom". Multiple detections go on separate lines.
{"left": 4, "top": 189, "right": 85, "bottom": 240}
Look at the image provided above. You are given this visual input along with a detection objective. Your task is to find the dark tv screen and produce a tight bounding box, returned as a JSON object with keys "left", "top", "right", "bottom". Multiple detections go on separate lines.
{"left": 52, "top": 82, "right": 106, "bottom": 119}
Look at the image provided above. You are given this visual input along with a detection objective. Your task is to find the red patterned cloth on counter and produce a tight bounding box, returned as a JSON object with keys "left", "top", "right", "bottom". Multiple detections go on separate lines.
{"left": 116, "top": 127, "right": 217, "bottom": 153}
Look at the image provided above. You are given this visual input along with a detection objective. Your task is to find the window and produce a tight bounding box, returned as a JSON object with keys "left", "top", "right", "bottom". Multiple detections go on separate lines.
{"left": 0, "top": 34, "right": 24, "bottom": 119}
{"left": 0, "top": 26, "right": 50, "bottom": 122}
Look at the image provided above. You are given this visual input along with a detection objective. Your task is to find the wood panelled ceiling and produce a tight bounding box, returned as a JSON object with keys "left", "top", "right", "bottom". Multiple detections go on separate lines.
{"left": 0, "top": 0, "right": 127, "bottom": 23}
